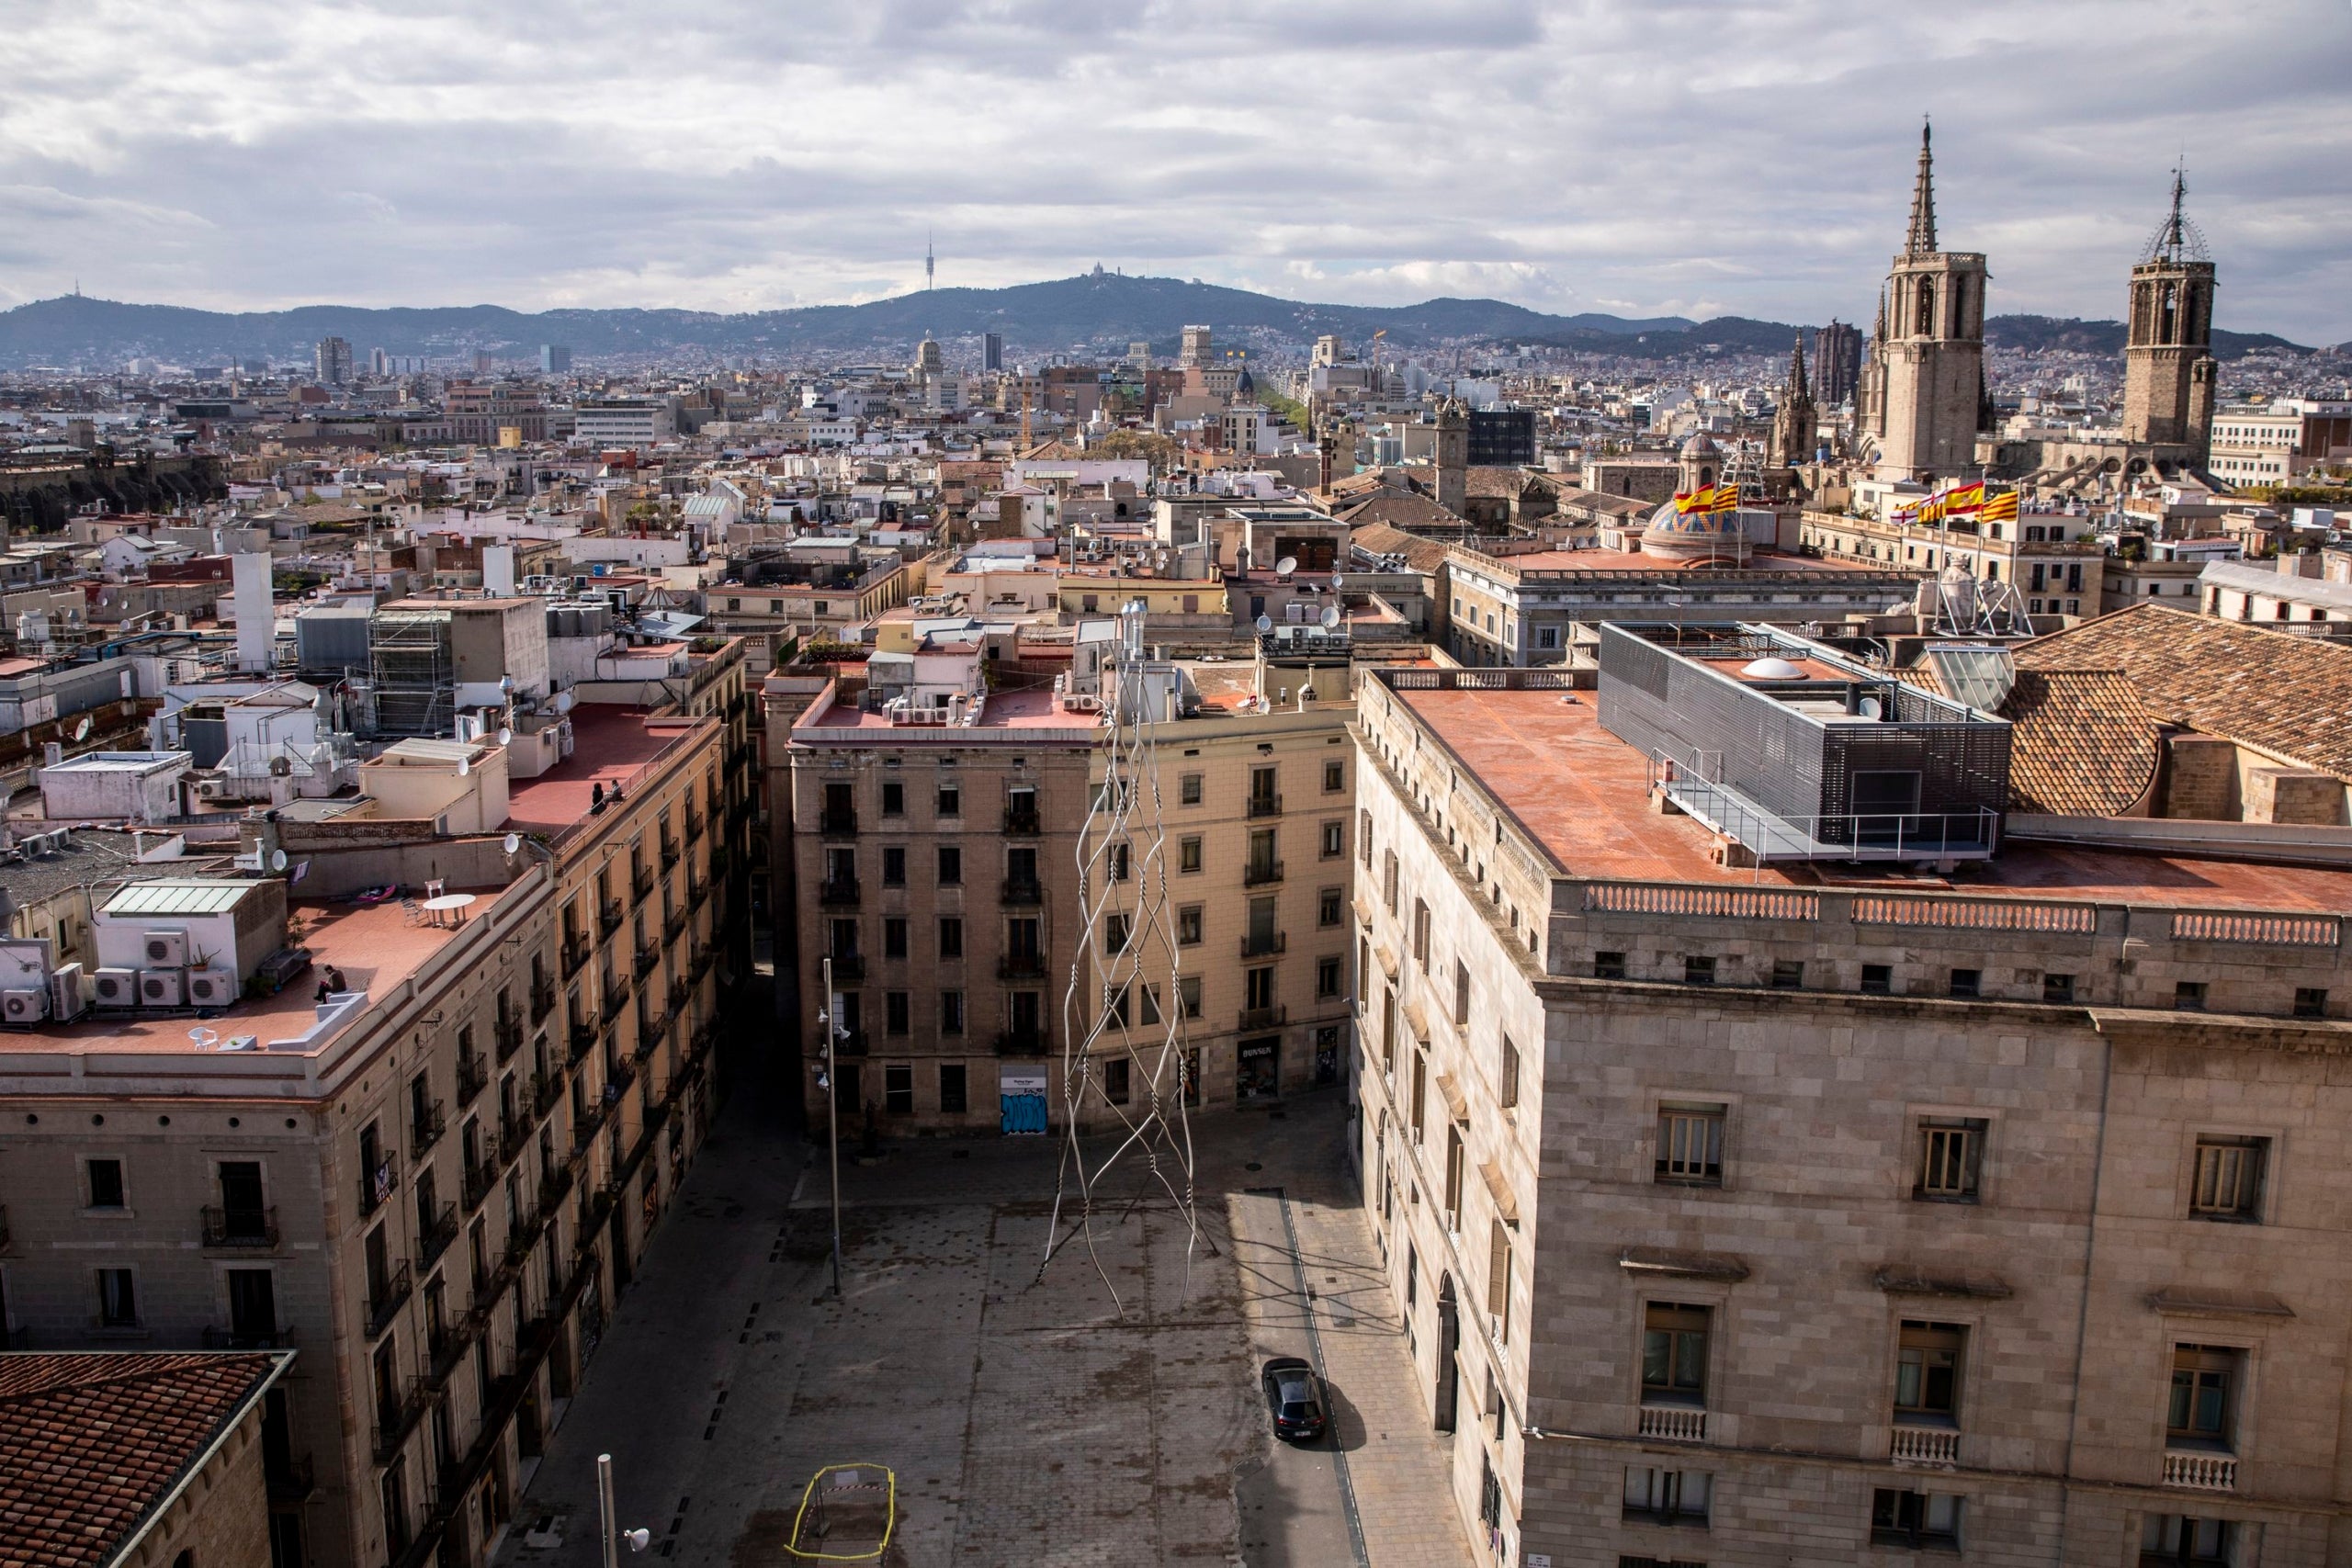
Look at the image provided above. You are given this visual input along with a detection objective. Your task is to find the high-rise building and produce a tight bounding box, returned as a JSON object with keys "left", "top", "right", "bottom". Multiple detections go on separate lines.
{"left": 1862, "top": 124, "right": 1986, "bottom": 481}
{"left": 2122, "top": 171, "right": 2219, "bottom": 455}
{"left": 1179, "top": 324, "right": 1214, "bottom": 369}
{"left": 540, "top": 344, "right": 572, "bottom": 375}
{"left": 912, "top": 336, "right": 944, "bottom": 378}
{"left": 982, "top": 333, "right": 1002, "bottom": 373}
{"left": 1812, "top": 318, "right": 1861, "bottom": 409}
{"left": 314, "top": 336, "right": 353, "bottom": 388}
{"left": 368, "top": 345, "right": 390, "bottom": 377}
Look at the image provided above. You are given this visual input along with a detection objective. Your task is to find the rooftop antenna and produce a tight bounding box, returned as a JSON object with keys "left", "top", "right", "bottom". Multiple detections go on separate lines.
{"left": 925, "top": 230, "right": 934, "bottom": 292}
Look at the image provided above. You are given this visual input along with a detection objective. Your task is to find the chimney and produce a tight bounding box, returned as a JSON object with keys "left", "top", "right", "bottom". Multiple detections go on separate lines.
{"left": 232, "top": 550, "right": 273, "bottom": 673}
{"left": 483, "top": 543, "right": 517, "bottom": 596}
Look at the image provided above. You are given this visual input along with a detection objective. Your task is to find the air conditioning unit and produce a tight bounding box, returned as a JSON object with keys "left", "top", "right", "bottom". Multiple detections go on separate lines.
{"left": 94, "top": 967, "right": 140, "bottom": 1009}
{"left": 186, "top": 968, "right": 238, "bottom": 1008}
{"left": 0, "top": 988, "right": 47, "bottom": 1024}
{"left": 140, "top": 969, "right": 185, "bottom": 1008}
{"left": 51, "top": 963, "right": 88, "bottom": 1022}
{"left": 196, "top": 779, "right": 228, "bottom": 801}
{"left": 142, "top": 931, "right": 189, "bottom": 967}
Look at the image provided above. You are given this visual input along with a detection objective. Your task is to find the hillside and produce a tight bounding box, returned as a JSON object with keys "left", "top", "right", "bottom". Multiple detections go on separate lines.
{"left": 0, "top": 274, "right": 2320, "bottom": 369}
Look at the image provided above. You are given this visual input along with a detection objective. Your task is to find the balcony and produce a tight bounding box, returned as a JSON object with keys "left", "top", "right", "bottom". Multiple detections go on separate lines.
{"left": 1240, "top": 931, "right": 1286, "bottom": 958}
{"left": 819, "top": 807, "right": 858, "bottom": 837}
{"left": 205, "top": 1322, "right": 295, "bottom": 1349}
{"left": 357, "top": 1156, "right": 399, "bottom": 1219}
{"left": 456, "top": 1051, "right": 487, "bottom": 1106}
{"left": 692, "top": 945, "right": 718, "bottom": 982}
{"left": 602, "top": 970, "right": 631, "bottom": 1010}
{"left": 367, "top": 1261, "right": 413, "bottom": 1338}
{"left": 1002, "top": 807, "right": 1042, "bottom": 836}
{"left": 424, "top": 1308, "right": 481, "bottom": 1387}
{"left": 561, "top": 934, "right": 591, "bottom": 978}
{"left": 687, "top": 875, "right": 707, "bottom": 909}
{"left": 608, "top": 1055, "right": 639, "bottom": 1095}
{"left": 530, "top": 983, "right": 557, "bottom": 1026}
{"left": 684, "top": 810, "right": 704, "bottom": 843}
{"left": 633, "top": 945, "right": 660, "bottom": 980}
{"left": 598, "top": 898, "right": 625, "bottom": 940}
{"left": 818, "top": 876, "right": 862, "bottom": 907}
{"left": 831, "top": 1029, "right": 870, "bottom": 1058}
{"left": 410, "top": 1100, "right": 446, "bottom": 1159}
{"left": 538, "top": 1165, "right": 574, "bottom": 1215}
{"left": 1890, "top": 1424, "right": 1960, "bottom": 1466}
{"left": 493, "top": 1019, "right": 525, "bottom": 1063}
{"left": 1247, "top": 793, "right": 1283, "bottom": 818}
{"left": 571, "top": 1099, "right": 609, "bottom": 1152}
{"left": 532, "top": 1070, "right": 562, "bottom": 1118}
{"left": 1001, "top": 878, "right": 1044, "bottom": 907}
{"left": 632, "top": 869, "right": 656, "bottom": 906}
{"left": 1243, "top": 859, "right": 1284, "bottom": 887}
{"left": 826, "top": 952, "right": 865, "bottom": 983}
{"left": 660, "top": 839, "right": 680, "bottom": 872}
{"left": 569, "top": 1016, "right": 597, "bottom": 1061}
{"left": 639, "top": 1011, "right": 669, "bottom": 1054}
{"left": 372, "top": 1376, "right": 430, "bottom": 1463}
{"left": 415, "top": 1202, "right": 459, "bottom": 1269}
{"left": 995, "top": 1027, "right": 1051, "bottom": 1056}
{"left": 668, "top": 977, "right": 691, "bottom": 1015}
{"left": 663, "top": 909, "right": 688, "bottom": 945}
{"left": 266, "top": 1451, "right": 315, "bottom": 1502}
{"left": 199, "top": 1205, "right": 279, "bottom": 1249}
{"left": 1239, "top": 1004, "right": 1287, "bottom": 1032}
{"left": 463, "top": 1159, "right": 496, "bottom": 1211}
{"left": 2163, "top": 1450, "right": 2238, "bottom": 1492}
{"left": 997, "top": 953, "right": 1049, "bottom": 981}
{"left": 1636, "top": 1404, "right": 1706, "bottom": 1443}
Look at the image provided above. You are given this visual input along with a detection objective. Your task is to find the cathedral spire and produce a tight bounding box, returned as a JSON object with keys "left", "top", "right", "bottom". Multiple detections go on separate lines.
{"left": 1905, "top": 118, "right": 1938, "bottom": 256}
{"left": 1786, "top": 333, "right": 1811, "bottom": 408}
{"left": 1873, "top": 283, "right": 1888, "bottom": 340}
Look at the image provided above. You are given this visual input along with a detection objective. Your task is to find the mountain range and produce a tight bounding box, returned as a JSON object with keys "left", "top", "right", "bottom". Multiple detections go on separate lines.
{"left": 0, "top": 273, "right": 2325, "bottom": 369}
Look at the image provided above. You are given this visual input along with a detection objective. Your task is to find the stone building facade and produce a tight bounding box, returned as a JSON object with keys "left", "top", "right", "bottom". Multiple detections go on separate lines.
{"left": 1862, "top": 125, "right": 1988, "bottom": 483}
{"left": 1350, "top": 657, "right": 2352, "bottom": 1567}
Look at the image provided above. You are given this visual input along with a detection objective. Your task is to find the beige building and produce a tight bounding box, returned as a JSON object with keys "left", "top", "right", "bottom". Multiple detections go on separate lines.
{"left": 1860, "top": 126, "right": 1988, "bottom": 482}
{"left": 1351, "top": 630, "right": 2352, "bottom": 1566}
{"left": 1798, "top": 504, "right": 2105, "bottom": 620}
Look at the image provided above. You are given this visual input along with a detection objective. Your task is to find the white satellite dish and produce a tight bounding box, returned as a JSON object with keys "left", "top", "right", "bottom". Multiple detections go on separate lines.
{"left": 1274, "top": 556, "right": 1298, "bottom": 578}
{"left": 1329, "top": 575, "right": 1344, "bottom": 591}
{"left": 496, "top": 727, "right": 514, "bottom": 747}
{"left": 188, "top": 1027, "right": 219, "bottom": 1050}
{"left": 457, "top": 755, "right": 470, "bottom": 777}
{"left": 72, "top": 716, "right": 93, "bottom": 742}
{"left": 269, "top": 849, "right": 288, "bottom": 872}
{"left": 503, "top": 832, "right": 522, "bottom": 856}
{"left": 1319, "top": 605, "right": 1341, "bottom": 629}
{"left": 552, "top": 691, "right": 576, "bottom": 714}
{"left": 1254, "top": 615, "right": 1272, "bottom": 633}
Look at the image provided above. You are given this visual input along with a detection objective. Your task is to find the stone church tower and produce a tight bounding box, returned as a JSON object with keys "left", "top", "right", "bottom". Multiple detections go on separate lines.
{"left": 1867, "top": 124, "right": 1987, "bottom": 481}
{"left": 2123, "top": 170, "right": 2219, "bottom": 457}
{"left": 1431, "top": 395, "right": 1469, "bottom": 516}
{"left": 1770, "top": 333, "right": 1816, "bottom": 468}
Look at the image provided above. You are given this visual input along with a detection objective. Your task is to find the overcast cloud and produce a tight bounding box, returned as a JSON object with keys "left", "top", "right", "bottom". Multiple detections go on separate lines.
{"left": 3, "top": 0, "right": 2348, "bottom": 340}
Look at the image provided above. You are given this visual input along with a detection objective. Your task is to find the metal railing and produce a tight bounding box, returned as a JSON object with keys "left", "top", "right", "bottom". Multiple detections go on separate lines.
{"left": 994, "top": 1027, "right": 1050, "bottom": 1056}
{"left": 997, "top": 953, "right": 1049, "bottom": 980}
{"left": 357, "top": 1156, "right": 399, "bottom": 1218}
{"left": 1247, "top": 793, "right": 1283, "bottom": 818}
{"left": 366, "top": 1261, "right": 413, "bottom": 1338}
{"left": 1002, "top": 807, "right": 1042, "bottom": 835}
{"left": 1243, "top": 860, "right": 1285, "bottom": 886}
{"left": 1001, "top": 878, "right": 1044, "bottom": 906}
{"left": 1241, "top": 932, "right": 1286, "bottom": 958}
{"left": 1239, "top": 1004, "right": 1287, "bottom": 1031}
{"left": 409, "top": 1100, "right": 446, "bottom": 1159}
{"left": 819, "top": 808, "right": 857, "bottom": 836}
{"left": 200, "top": 1205, "right": 279, "bottom": 1248}
{"left": 456, "top": 1052, "right": 487, "bottom": 1106}
{"left": 415, "top": 1202, "right": 458, "bottom": 1268}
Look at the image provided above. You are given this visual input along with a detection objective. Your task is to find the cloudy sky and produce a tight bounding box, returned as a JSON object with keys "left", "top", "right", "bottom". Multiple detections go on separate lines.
{"left": 4, "top": 0, "right": 2348, "bottom": 341}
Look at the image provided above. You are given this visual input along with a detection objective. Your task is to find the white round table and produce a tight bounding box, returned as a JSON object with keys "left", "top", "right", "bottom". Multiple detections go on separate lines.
{"left": 421, "top": 893, "right": 479, "bottom": 927}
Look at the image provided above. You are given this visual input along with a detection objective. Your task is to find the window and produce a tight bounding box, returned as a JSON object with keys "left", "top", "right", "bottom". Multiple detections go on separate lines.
{"left": 1179, "top": 976, "right": 1202, "bottom": 1020}
{"left": 1181, "top": 773, "right": 1203, "bottom": 806}
{"left": 1641, "top": 1303, "right": 1709, "bottom": 1405}
{"left": 1359, "top": 810, "right": 1373, "bottom": 868}
{"left": 2169, "top": 1345, "right": 2240, "bottom": 1450}
{"left": 1682, "top": 955, "right": 1715, "bottom": 986}
{"left": 1895, "top": 1322, "right": 1966, "bottom": 1425}
{"left": 936, "top": 846, "right": 961, "bottom": 886}
{"left": 885, "top": 992, "right": 910, "bottom": 1035}
{"left": 1104, "top": 914, "right": 1130, "bottom": 954}
{"left": 1594, "top": 951, "right": 1626, "bottom": 981}
{"left": 1622, "top": 1467, "right": 1710, "bottom": 1525}
{"left": 1104, "top": 985, "right": 1130, "bottom": 1030}
{"left": 1179, "top": 836, "right": 1203, "bottom": 874}
{"left": 938, "top": 918, "right": 963, "bottom": 958}
{"left": 1319, "top": 820, "right": 1344, "bottom": 858}
{"left": 940, "top": 991, "right": 965, "bottom": 1035}
{"left": 86, "top": 1156, "right": 126, "bottom": 1210}
{"left": 1103, "top": 1057, "right": 1131, "bottom": 1105}
{"left": 1246, "top": 966, "right": 1275, "bottom": 1010}
{"left": 1317, "top": 886, "right": 1344, "bottom": 929}
{"left": 1140, "top": 985, "right": 1162, "bottom": 1026}
{"left": 1177, "top": 906, "right": 1204, "bottom": 946}
{"left": 884, "top": 1065, "right": 913, "bottom": 1114}
{"left": 1916, "top": 1118, "right": 1987, "bottom": 1202}
{"left": 2188, "top": 1136, "right": 2266, "bottom": 1222}
{"left": 881, "top": 781, "right": 904, "bottom": 816}
{"left": 884, "top": 918, "right": 908, "bottom": 959}
{"left": 1871, "top": 1489, "right": 1962, "bottom": 1550}
{"left": 2294, "top": 987, "right": 2328, "bottom": 1019}
{"left": 1487, "top": 1218, "right": 1511, "bottom": 1342}
{"left": 2176, "top": 980, "right": 2207, "bottom": 1011}
{"left": 1770, "top": 960, "right": 1804, "bottom": 990}
{"left": 2142, "top": 1514, "right": 2234, "bottom": 1564}
{"left": 1317, "top": 956, "right": 1343, "bottom": 999}
{"left": 2043, "top": 972, "right": 2075, "bottom": 1003}
{"left": 1948, "top": 967, "right": 1980, "bottom": 999}
{"left": 96, "top": 1267, "right": 139, "bottom": 1327}
{"left": 882, "top": 846, "right": 907, "bottom": 886}
{"left": 1499, "top": 1036, "right": 1520, "bottom": 1109}
{"left": 1382, "top": 850, "right": 1398, "bottom": 912}
{"left": 1411, "top": 900, "right": 1430, "bottom": 968}
{"left": 1323, "top": 760, "right": 1344, "bottom": 793}
{"left": 1656, "top": 1104, "right": 1724, "bottom": 1185}
{"left": 1862, "top": 963, "right": 1894, "bottom": 995}
{"left": 1536, "top": 626, "right": 1560, "bottom": 649}
{"left": 938, "top": 1064, "right": 967, "bottom": 1114}
{"left": 936, "top": 784, "right": 960, "bottom": 817}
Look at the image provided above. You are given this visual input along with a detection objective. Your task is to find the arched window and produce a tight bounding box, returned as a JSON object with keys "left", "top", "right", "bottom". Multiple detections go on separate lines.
{"left": 1915, "top": 279, "right": 1938, "bottom": 337}
{"left": 173, "top": 1553, "right": 194, "bottom": 1568}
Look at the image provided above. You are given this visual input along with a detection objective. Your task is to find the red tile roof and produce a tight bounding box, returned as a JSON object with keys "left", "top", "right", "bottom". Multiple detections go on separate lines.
{"left": 0, "top": 1351, "right": 286, "bottom": 1568}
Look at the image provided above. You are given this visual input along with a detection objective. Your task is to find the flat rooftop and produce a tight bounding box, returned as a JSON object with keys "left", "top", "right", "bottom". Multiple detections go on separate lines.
{"left": 1469, "top": 547, "right": 1889, "bottom": 576}
{"left": 1392, "top": 681, "right": 2352, "bottom": 914}
{"left": 505, "top": 705, "right": 698, "bottom": 835}
{"left": 793, "top": 684, "right": 1097, "bottom": 741}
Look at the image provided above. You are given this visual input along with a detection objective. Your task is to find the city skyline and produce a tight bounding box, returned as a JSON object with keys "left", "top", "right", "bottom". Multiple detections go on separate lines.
{"left": 4, "top": 0, "right": 2349, "bottom": 341}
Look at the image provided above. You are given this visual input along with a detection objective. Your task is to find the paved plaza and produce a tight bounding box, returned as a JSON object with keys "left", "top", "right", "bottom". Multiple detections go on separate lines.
{"left": 495, "top": 1081, "right": 1474, "bottom": 1568}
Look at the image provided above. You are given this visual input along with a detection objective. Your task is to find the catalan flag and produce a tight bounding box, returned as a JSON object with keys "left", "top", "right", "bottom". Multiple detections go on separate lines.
{"left": 1709, "top": 479, "right": 1738, "bottom": 515}
{"left": 1916, "top": 491, "right": 1943, "bottom": 525}
{"left": 1979, "top": 488, "right": 2018, "bottom": 524}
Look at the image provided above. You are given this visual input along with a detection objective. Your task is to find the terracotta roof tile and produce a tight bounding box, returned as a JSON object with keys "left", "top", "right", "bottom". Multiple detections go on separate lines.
{"left": 2018, "top": 604, "right": 2352, "bottom": 782}
{"left": 1998, "top": 669, "right": 2161, "bottom": 817}
{"left": 0, "top": 1351, "right": 285, "bottom": 1568}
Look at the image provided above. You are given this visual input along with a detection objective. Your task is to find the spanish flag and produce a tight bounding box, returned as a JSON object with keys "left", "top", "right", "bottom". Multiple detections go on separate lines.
{"left": 1943, "top": 480, "right": 1985, "bottom": 516}
{"left": 1672, "top": 489, "right": 1697, "bottom": 514}
{"left": 1979, "top": 488, "right": 2018, "bottom": 524}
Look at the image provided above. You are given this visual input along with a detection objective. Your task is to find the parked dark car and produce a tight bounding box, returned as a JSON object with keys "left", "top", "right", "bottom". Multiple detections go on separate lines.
{"left": 1261, "top": 1356, "right": 1328, "bottom": 1441}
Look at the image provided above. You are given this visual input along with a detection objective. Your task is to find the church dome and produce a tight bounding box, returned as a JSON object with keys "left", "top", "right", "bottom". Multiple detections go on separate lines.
{"left": 1233, "top": 367, "right": 1256, "bottom": 400}
{"left": 1639, "top": 496, "right": 1749, "bottom": 564}
{"left": 1679, "top": 431, "right": 1720, "bottom": 459}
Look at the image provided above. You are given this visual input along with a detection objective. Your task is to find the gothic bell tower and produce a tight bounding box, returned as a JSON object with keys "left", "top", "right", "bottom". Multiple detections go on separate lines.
{"left": 2122, "top": 169, "right": 2218, "bottom": 455}
{"left": 1770, "top": 333, "right": 1816, "bottom": 468}
{"left": 1871, "top": 123, "right": 1988, "bottom": 482}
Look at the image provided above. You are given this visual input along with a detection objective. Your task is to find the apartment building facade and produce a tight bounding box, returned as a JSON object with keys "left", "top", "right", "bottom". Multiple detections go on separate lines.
{"left": 1351, "top": 653, "right": 2352, "bottom": 1567}
{"left": 1799, "top": 505, "right": 2106, "bottom": 620}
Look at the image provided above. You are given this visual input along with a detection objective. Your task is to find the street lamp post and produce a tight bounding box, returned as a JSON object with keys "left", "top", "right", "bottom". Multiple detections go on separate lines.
{"left": 820, "top": 954, "right": 842, "bottom": 1297}
{"left": 596, "top": 1453, "right": 649, "bottom": 1568}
